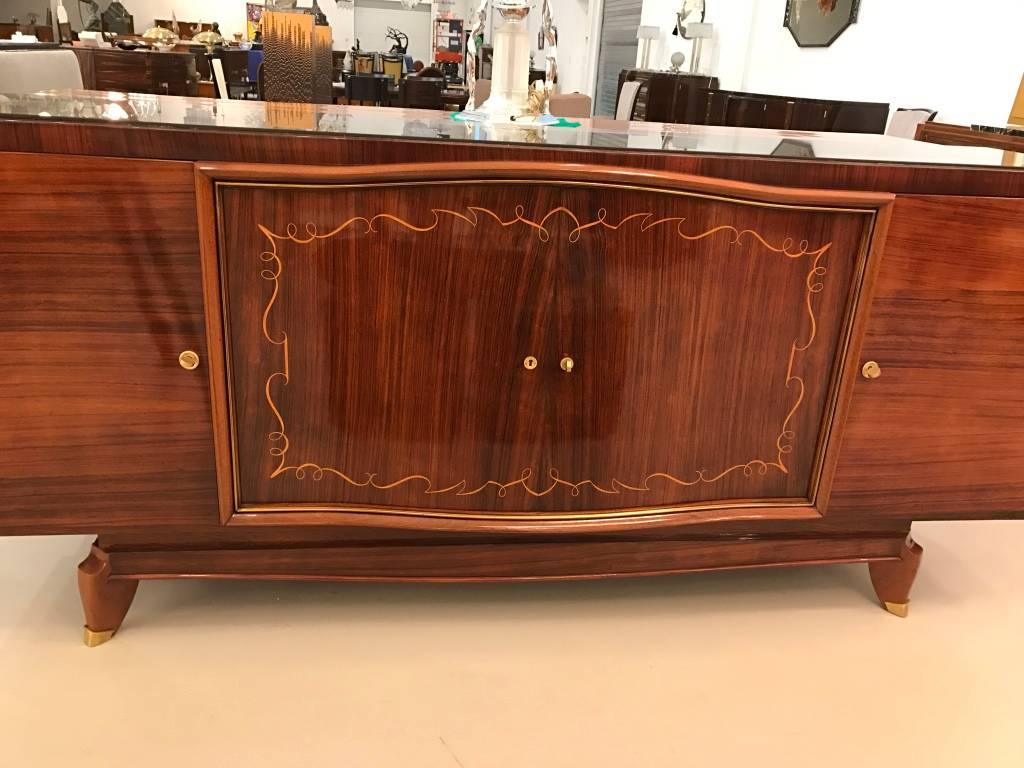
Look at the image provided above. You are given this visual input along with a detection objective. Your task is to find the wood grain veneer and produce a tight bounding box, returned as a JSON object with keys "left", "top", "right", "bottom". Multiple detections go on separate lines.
{"left": 0, "top": 110, "right": 1020, "bottom": 636}
{"left": 0, "top": 122, "right": 1021, "bottom": 197}
{"left": 0, "top": 153, "right": 218, "bottom": 529}
{"left": 196, "top": 162, "right": 890, "bottom": 531}
{"left": 829, "top": 195, "right": 1024, "bottom": 518}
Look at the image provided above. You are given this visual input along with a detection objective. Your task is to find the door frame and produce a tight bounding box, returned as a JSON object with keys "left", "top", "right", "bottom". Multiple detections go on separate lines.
{"left": 195, "top": 160, "right": 893, "bottom": 533}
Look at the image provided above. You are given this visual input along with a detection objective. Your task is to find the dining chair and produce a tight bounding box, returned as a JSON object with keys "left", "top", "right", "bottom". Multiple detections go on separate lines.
{"left": 352, "top": 53, "right": 374, "bottom": 74}
{"left": 346, "top": 73, "right": 389, "bottom": 106}
{"left": 615, "top": 80, "right": 643, "bottom": 121}
{"left": 381, "top": 54, "right": 404, "bottom": 85}
{"left": 887, "top": 107, "right": 938, "bottom": 138}
{"left": 0, "top": 49, "right": 83, "bottom": 92}
{"left": 473, "top": 78, "right": 491, "bottom": 105}
{"left": 549, "top": 92, "right": 592, "bottom": 118}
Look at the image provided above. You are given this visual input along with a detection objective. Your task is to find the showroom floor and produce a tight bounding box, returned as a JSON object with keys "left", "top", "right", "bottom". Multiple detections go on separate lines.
{"left": 1, "top": 520, "right": 1021, "bottom": 767}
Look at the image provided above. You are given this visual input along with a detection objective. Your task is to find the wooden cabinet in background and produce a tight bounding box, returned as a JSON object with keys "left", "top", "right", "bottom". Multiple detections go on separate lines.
{"left": 617, "top": 70, "right": 719, "bottom": 123}
{"left": 73, "top": 47, "right": 198, "bottom": 96}
{"left": 618, "top": 69, "right": 889, "bottom": 133}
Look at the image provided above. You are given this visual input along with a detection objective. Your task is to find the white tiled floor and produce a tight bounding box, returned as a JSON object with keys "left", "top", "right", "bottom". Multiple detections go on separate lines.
{"left": 1, "top": 521, "right": 1022, "bottom": 767}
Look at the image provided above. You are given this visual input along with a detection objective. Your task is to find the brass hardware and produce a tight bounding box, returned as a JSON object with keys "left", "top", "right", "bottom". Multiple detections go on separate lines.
{"left": 83, "top": 626, "right": 116, "bottom": 647}
{"left": 882, "top": 601, "right": 909, "bottom": 618}
{"left": 861, "top": 361, "right": 881, "bottom": 380}
{"left": 178, "top": 350, "right": 200, "bottom": 371}
{"left": 560, "top": 356, "right": 574, "bottom": 373}
{"left": 523, "top": 356, "right": 538, "bottom": 370}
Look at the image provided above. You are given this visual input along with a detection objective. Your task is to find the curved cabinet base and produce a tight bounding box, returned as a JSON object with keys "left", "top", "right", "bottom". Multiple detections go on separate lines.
{"left": 82, "top": 526, "right": 919, "bottom": 642}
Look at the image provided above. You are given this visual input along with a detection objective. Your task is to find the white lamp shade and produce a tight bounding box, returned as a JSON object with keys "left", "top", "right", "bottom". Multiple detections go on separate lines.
{"left": 682, "top": 22, "right": 713, "bottom": 39}
{"left": 636, "top": 25, "right": 660, "bottom": 40}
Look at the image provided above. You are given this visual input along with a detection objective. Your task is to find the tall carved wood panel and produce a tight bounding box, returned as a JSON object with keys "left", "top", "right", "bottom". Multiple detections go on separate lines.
{"left": 201, "top": 165, "right": 888, "bottom": 528}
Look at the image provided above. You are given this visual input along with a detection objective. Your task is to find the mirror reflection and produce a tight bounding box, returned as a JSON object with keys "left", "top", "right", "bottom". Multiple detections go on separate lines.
{"left": 0, "top": 0, "right": 1020, "bottom": 140}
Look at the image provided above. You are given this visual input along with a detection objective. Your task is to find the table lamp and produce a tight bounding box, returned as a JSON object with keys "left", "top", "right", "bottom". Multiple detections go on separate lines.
{"left": 636, "top": 25, "right": 659, "bottom": 70}
{"left": 680, "top": 20, "right": 713, "bottom": 74}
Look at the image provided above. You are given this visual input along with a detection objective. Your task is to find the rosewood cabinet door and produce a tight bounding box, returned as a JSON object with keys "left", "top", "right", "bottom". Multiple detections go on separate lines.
{"left": 198, "top": 163, "right": 890, "bottom": 530}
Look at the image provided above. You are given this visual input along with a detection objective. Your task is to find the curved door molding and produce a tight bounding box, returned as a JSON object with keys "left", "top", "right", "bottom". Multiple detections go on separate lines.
{"left": 196, "top": 162, "right": 892, "bottom": 530}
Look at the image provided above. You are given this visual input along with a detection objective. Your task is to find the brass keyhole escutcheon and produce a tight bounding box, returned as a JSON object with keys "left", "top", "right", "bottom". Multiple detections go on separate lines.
{"left": 560, "top": 356, "right": 574, "bottom": 373}
{"left": 178, "top": 350, "right": 200, "bottom": 371}
{"left": 862, "top": 360, "right": 881, "bottom": 380}
{"left": 523, "top": 356, "right": 538, "bottom": 370}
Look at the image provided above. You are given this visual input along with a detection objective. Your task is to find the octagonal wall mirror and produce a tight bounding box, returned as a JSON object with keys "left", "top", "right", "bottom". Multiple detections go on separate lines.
{"left": 784, "top": 0, "right": 860, "bottom": 47}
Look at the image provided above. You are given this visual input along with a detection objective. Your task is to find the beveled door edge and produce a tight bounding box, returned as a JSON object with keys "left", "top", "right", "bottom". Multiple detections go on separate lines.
{"left": 808, "top": 198, "right": 895, "bottom": 515}
{"left": 194, "top": 165, "right": 237, "bottom": 525}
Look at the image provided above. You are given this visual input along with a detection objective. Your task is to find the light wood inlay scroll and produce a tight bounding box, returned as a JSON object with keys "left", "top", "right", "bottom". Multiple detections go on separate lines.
{"left": 258, "top": 207, "right": 831, "bottom": 498}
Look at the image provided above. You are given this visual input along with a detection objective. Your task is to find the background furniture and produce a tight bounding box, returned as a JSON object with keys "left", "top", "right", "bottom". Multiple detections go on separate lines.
{"left": 473, "top": 77, "right": 491, "bottom": 105}
{"left": 615, "top": 79, "right": 643, "bottom": 120}
{"left": 0, "top": 22, "right": 55, "bottom": 42}
{"left": 154, "top": 19, "right": 213, "bottom": 40}
{"left": 703, "top": 88, "right": 889, "bottom": 133}
{"left": 174, "top": 42, "right": 211, "bottom": 81}
{"left": 72, "top": 47, "right": 198, "bottom": 96}
{"left": 915, "top": 121, "right": 1024, "bottom": 154}
{"left": 208, "top": 49, "right": 258, "bottom": 99}
{"left": 381, "top": 54, "right": 404, "bottom": 85}
{"left": 401, "top": 76, "right": 444, "bottom": 110}
{"left": 261, "top": 9, "right": 333, "bottom": 104}
{"left": 886, "top": 107, "right": 937, "bottom": 139}
{"left": 0, "top": 48, "right": 83, "bottom": 92}
{"left": 616, "top": 70, "right": 719, "bottom": 124}
{"left": 1, "top": 94, "right": 1023, "bottom": 645}
{"left": 615, "top": 70, "right": 889, "bottom": 133}
{"left": 549, "top": 92, "right": 592, "bottom": 118}
{"left": 332, "top": 50, "right": 347, "bottom": 82}
{"left": 345, "top": 73, "right": 390, "bottom": 106}
{"left": 352, "top": 52, "right": 374, "bottom": 74}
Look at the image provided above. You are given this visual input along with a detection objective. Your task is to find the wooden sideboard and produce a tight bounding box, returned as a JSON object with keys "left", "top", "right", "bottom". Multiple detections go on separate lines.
{"left": 616, "top": 70, "right": 719, "bottom": 123}
{"left": 916, "top": 121, "right": 1024, "bottom": 154}
{"left": 73, "top": 46, "right": 199, "bottom": 96}
{"left": 0, "top": 98, "right": 1022, "bottom": 644}
{"left": 619, "top": 69, "right": 889, "bottom": 133}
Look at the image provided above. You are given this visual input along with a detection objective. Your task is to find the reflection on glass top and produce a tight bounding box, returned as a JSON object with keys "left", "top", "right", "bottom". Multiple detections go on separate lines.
{"left": 1, "top": 89, "right": 1021, "bottom": 169}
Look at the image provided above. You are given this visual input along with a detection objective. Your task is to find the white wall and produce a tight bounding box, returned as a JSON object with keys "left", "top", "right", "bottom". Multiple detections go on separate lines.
{"left": 739, "top": 0, "right": 1023, "bottom": 125}
{"left": 522, "top": 0, "right": 593, "bottom": 94}
{"left": 353, "top": 0, "right": 431, "bottom": 63}
{"left": 633, "top": 0, "right": 1024, "bottom": 126}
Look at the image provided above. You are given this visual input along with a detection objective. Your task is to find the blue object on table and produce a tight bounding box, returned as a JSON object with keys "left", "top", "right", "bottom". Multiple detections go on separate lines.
{"left": 247, "top": 49, "right": 264, "bottom": 83}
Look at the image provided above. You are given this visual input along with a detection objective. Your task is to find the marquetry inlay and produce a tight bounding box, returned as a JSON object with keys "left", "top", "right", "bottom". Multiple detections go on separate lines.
{"left": 257, "top": 206, "right": 831, "bottom": 498}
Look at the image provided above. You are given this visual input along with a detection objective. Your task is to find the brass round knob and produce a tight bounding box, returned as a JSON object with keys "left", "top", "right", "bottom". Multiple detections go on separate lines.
{"left": 560, "top": 356, "right": 574, "bottom": 373}
{"left": 178, "top": 350, "right": 200, "bottom": 371}
{"left": 523, "top": 356, "right": 538, "bottom": 370}
{"left": 861, "top": 360, "right": 881, "bottom": 380}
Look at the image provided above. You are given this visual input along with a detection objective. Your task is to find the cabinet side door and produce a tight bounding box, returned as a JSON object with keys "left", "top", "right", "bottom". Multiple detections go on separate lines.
{"left": 0, "top": 152, "right": 219, "bottom": 533}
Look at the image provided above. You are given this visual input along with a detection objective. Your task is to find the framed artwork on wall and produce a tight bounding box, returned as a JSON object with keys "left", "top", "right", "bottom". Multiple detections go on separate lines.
{"left": 784, "top": 0, "right": 860, "bottom": 48}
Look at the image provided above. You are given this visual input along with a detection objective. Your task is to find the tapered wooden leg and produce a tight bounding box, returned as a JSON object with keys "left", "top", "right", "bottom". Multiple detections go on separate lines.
{"left": 78, "top": 543, "right": 139, "bottom": 647}
{"left": 868, "top": 535, "right": 924, "bottom": 618}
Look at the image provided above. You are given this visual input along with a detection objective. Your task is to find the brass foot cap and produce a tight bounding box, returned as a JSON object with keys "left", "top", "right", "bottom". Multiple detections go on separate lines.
{"left": 883, "top": 601, "right": 910, "bottom": 618}
{"left": 83, "top": 626, "right": 116, "bottom": 647}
